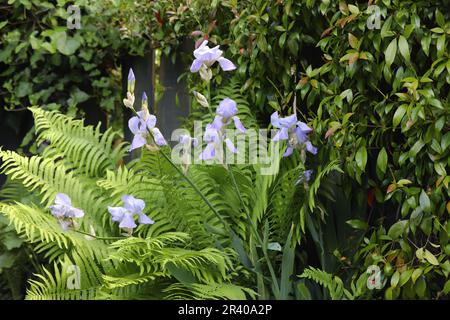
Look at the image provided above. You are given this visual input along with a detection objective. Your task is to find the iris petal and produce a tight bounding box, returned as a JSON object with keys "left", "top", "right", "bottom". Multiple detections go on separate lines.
{"left": 119, "top": 213, "right": 137, "bottom": 229}
{"left": 108, "top": 206, "right": 126, "bottom": 222}
{"left": 190, "top": 58, "right": 203, "bottom": 72}
{"left": 283, "top": 144, "right": 294, "bottom": 157}
{"left": 211, "top": 115, "right": 224, "bottom": 130}
{"left": 69, "top": 208, "right": 85, "bottom": 218}
{"left": 130, "top": 134, "right": 146, "bottom": 151}
{"left": 233, "top": 116, "right": 246, "bottom": 133}
{"left": 152, "top": 128, "right": 167, "bottom": 146}
{"left": 49, "top": 204, "right": 66, "bottom": 218}
{"left": 128, "top": 116, "right": 141, "bottom": 135}
{"left": 225, "top": 139, "right": 238, "bottom": 153}
{"left": 279, "top": 114, "right": 297, "bottom": 128}
{"left": 200, "top": 143, "right": 216, "bottom": 160}
{"left": 295, "top": 127, "right": 308, "bottom": 143}
{"left": 217, "top": 98, "right": 237, "bottom": 118}
{"left": 146, "top": 115, "right": 157, "bottom": 129}
{"left": 217, "top": 57, "right": 236, "bottom": 71}
{"left": 297, "top": 121, "right": 312, "bottom": 133}
{"left": 55, "top": 193, "right": 72, "bottom": 206}
{"left": 138, "top": 213, "right": 155, "bottom": 225}
{"left": 122, "top": 195, "right": 145, "bottom": 213}
{"left": 305, "top": 141, "right": 318, "bottom": 155}
{"left": 270, "top": 111, "right": 281, "bottom": 128}
{"left": 280, "top": 127, "right": 290, "bottom": 140}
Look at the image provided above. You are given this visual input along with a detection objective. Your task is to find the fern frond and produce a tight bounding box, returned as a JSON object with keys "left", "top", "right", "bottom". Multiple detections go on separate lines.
{"left": 108, "top": 233, "right": 233, "bottom": 284}
{"left": 26, "top": 260, "right": 99, "bottom": 300}
{"left": 164, "top": 283, "right": 257, "bottom": 300}
{"left": 30, "top": 107, "right": 127, "bottom": 177}
{"left": 299, "top": 267, "right": 352, "bottom": 300}
{"left": 0, "top": 150, "right": 110, "bottom": 232}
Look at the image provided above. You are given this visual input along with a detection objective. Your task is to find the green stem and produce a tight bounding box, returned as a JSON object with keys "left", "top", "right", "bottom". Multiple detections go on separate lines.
{"left": 74, "top": 229, "right": 125, "bottom": 241}
{"left": 206, "top": 81, "right": 213, "bottom": 116}
{"left": 227, "top": 164, "right": 280, "bottom": 297}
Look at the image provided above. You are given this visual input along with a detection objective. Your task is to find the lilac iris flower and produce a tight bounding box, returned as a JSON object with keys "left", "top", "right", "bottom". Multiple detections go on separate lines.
{"left": 49, "top": 193, "right": 85, "bottom": 230}
{"left": 199, "top": 98, "right": 246, "bottom": 160}
{"left": 271, "top": 111, "right": 317, "bottom": 157}
{"left": 108, "top": 195, "right": 154, "bottom": 231}
{"left": 128, "top": 93, "right": 167, "bottom": 151}
{"left": 190, "top": 40, "right": 236, "bottom": 73}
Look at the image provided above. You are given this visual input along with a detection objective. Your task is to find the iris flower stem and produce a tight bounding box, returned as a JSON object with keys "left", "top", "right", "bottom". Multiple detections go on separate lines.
{"left": 226, "top": 164, "right": 280, "bottom": 297}
{"left": 206, "top": 81, "right": 213, "bottom": 116}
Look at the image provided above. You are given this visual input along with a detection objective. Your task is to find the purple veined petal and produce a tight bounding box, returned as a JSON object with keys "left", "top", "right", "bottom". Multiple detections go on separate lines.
{"left": 130, "top": 134, "right": 147, "bottom": 151}
{"left": 138, "top": 213, "right": 155, "bottom": 225}
{"left": 108, "top": 206, "right": 126, "bottom": 222}
{"left": 232, "top": 116, "right": 246, "bottom": 133}
{"left": 211, "top": 115, "right": 224, "bottom": 131}
{"left": 217, "top": 57, "right": 236, "bottom": 71}
{"left": 119, "top": 212, "right": 137, "bottom": 229}
{"left": 273, "top": 127, "right": 289, "bottom": 141}
{"left": 304, "top": 170, "right": 313, "bottom": 182}
{"left": 295, "top": 126, "right": 308, "bottom": 144}
{"left": 190, "top": 58, "right": 203, "bottom": 73}
{"left": 225, "top": 138, "right": 238, "bottom": 153}
{"left": 55, "top": 193, "right": 72, "bottom": 206}
{"left": 192, "top": 138, "right": 199, "bottom": 147}
{"left": 305, "top": 141, "right": 318, "bottom": 155}
{"left": 49, "top": 204, "right": 66, "bottom": 218}
{"left": 283, "top": 144, "right": 294, "bottom": 157}
{"left": 199, "top": 143, "right": 216, "bottom": 160}
{"left": 204, "top": 125, "right": 219, "bottom": 142}
{"left": 297, "top": 121, "right": 313, "bottom": 134}
{"left": 152, "top": 128, "right": 167, "bottom": 146}
{"left": 145, "top": 114, "right": 157, "bottom": 130}
{"left": 270, "top": 111, "right": 281, "bottom": 128}
{"left": 217, "top": 98, "right": 237, "bottom": 118}
{"left": 279, "top": 113, "right": 297, "bottom": 128}
{"left": 122, "top": 195, "right": 145, "bottom": 213}
{"left": 128, "top": 116, "right": 142, "bottom": 135}
{"left": 68, "top": 207, "right": 85, "bottom": 218}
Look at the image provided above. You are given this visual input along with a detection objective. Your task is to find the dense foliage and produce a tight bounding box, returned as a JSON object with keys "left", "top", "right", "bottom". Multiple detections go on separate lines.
{"left": 1, "top": 0, "right": 449, "bottom": 300}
